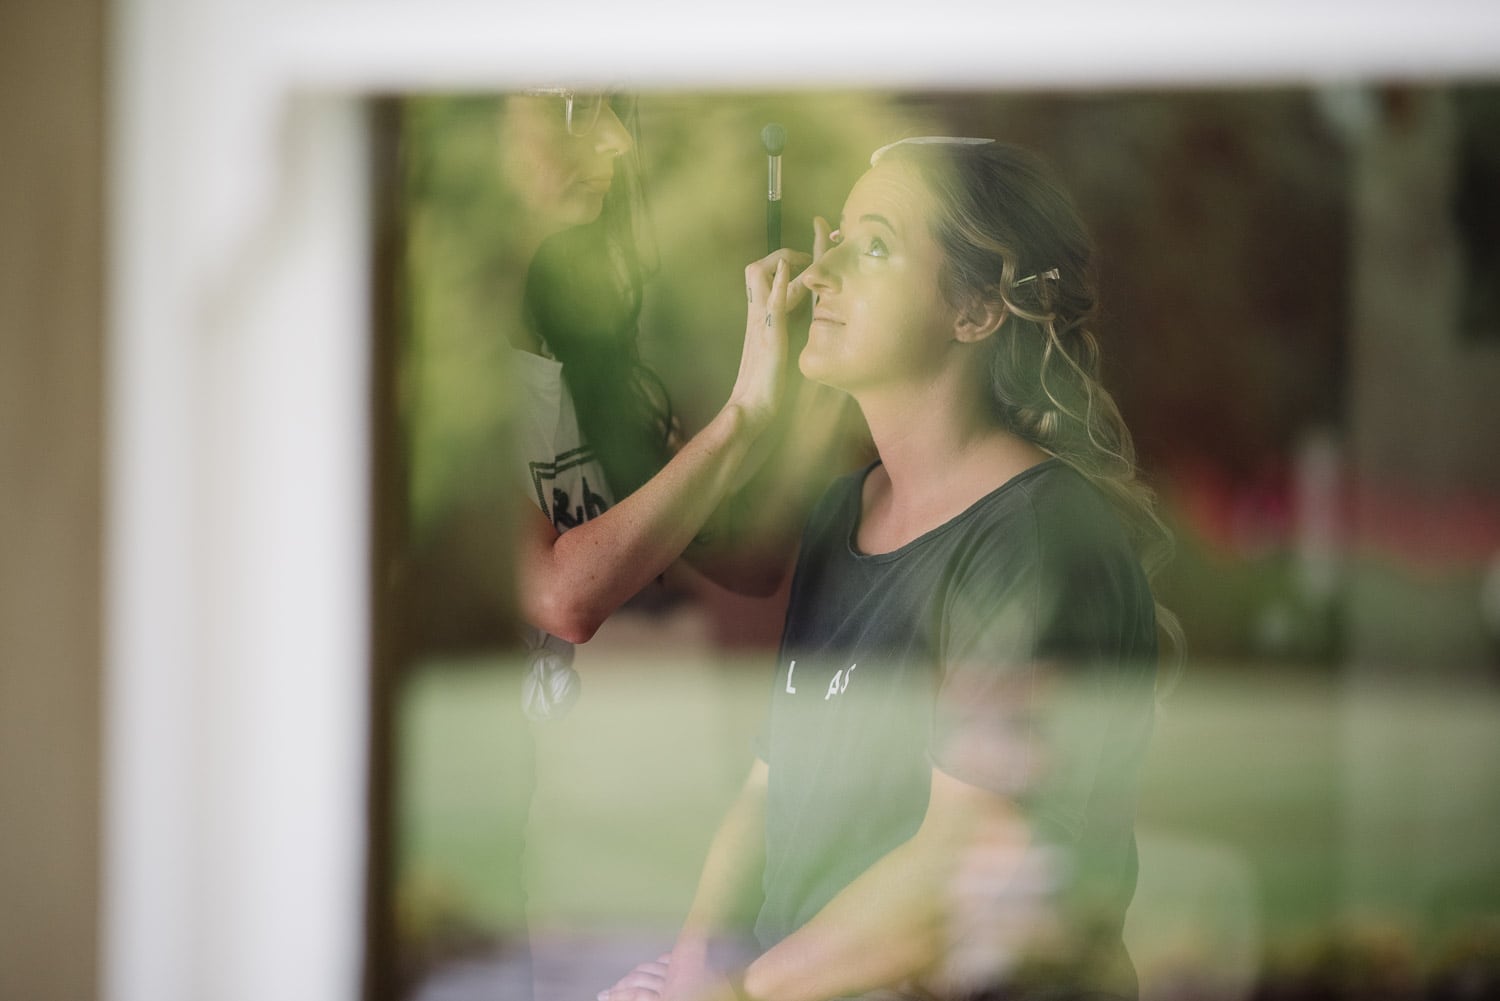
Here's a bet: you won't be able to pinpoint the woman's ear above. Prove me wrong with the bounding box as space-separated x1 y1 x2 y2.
953 297 1007 344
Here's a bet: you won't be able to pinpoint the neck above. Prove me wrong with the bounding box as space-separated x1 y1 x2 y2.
505 225 558 355
853 362 1049 530
864 381 970 470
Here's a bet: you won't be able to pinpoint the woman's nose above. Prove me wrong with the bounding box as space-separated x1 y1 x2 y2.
801 244 841 295
593 106 634 158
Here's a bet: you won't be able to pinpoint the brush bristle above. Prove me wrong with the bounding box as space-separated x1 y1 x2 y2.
761 122 787 156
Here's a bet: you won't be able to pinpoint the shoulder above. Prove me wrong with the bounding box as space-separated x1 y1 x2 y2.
950 461 1143 594
1007 461 1132 550
511 349 565 423
944 462 1157 662
510 346 564 386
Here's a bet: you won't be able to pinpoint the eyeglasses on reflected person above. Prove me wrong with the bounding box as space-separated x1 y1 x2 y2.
523 88 634 137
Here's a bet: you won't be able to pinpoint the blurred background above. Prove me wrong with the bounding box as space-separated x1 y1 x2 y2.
4 3 1500 1001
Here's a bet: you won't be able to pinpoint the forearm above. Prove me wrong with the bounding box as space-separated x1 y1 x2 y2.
684 485 805 598
740 772 1027 1001
739 835 948 1001
522 404 765 641
678 762 769 949
688 388 862 597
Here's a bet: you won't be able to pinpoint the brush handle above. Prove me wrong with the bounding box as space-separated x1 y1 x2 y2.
762 123 786 253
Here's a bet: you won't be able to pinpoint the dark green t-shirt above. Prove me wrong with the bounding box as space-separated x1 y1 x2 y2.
755 459 1158 996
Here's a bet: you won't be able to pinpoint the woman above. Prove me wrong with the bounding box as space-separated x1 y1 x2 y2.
412 90 838 717
602 138 1180 1001
505 90 825 718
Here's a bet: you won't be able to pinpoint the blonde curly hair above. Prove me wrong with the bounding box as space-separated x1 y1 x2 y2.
880 140 1185 672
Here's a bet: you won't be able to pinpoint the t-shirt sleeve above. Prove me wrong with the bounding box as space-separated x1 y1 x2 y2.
928 496 1153 845
928 515 1050 806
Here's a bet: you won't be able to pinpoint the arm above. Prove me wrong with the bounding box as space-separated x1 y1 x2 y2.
684 379 861 597
520 251 809 643
738 769 1030 1001
686 219 867 597
602 760 769 1001
518 401 761 643
673 758 770 962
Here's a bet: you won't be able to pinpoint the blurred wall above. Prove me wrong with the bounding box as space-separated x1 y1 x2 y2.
1343 85 1500 937
0 0 105 998
1348 87 1500 673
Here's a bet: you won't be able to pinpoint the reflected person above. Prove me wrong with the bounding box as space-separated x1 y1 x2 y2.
495 90 841 718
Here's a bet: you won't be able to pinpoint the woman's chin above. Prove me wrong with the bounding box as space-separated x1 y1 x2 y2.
797 346 841 390
796 345 822 381
555 189 606 229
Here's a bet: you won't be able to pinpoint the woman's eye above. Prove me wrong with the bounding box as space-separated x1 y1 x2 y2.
865 237 889 259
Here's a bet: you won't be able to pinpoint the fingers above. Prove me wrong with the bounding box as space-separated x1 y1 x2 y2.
769 258 789 317
598 987 661 1001
746 225 833 315
746 248 811 306
598 954 672 1001
748 252 805 332
784 260 811 315
750 260 789 340
786 217 832 311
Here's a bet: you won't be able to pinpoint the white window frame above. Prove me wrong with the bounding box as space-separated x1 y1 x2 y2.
105 3 1500 1000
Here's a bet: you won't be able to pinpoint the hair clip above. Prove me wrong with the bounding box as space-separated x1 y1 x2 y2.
870 136 995 165
1015 268 1061 286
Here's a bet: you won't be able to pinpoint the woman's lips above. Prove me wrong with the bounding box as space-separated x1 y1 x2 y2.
811 311 843 326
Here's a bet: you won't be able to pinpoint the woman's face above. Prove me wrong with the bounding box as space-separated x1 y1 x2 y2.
498 94 634 235
798 160 961 394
